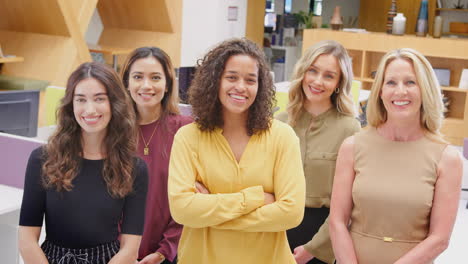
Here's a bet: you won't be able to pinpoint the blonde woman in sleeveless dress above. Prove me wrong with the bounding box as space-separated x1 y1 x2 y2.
329 48 462 264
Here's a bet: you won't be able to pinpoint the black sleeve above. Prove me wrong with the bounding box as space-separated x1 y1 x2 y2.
19 147 46 226
121 157 149 235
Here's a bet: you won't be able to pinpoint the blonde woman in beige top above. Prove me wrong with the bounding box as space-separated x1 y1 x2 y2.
278 40 360 264
330 48 462 264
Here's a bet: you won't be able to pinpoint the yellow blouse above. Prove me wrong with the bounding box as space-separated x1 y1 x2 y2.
168 120 305 264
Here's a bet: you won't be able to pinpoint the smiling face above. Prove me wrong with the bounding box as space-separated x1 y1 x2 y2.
128 56 166 114
73 78 111 138
380 58 422 122
302 54 341 109
219 54 259 119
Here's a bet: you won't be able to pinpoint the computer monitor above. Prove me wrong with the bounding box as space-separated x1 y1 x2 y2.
0 90 39 137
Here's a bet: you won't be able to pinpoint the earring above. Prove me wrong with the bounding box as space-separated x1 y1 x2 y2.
335 87 340 94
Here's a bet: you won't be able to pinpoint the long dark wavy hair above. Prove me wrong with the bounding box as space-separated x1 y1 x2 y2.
42 62 138 198
188 38 275 135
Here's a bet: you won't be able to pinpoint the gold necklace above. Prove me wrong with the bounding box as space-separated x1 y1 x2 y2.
140 122 158 155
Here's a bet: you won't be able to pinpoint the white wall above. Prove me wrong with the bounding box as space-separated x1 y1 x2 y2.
292 0 309 13
85 9 103 45
322 0 360 26
180 0 247 67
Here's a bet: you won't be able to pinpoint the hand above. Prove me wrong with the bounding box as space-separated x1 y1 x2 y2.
139 252 165 264
293 245 314 264
263 192 275 205
195 181 210 194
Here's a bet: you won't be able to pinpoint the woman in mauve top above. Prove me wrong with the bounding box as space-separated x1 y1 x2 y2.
121 47 192 264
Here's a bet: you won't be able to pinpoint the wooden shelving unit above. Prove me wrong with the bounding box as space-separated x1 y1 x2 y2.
0 57 24 64
303 29 468 145
443 32 468 37
97 0 183 67
436 8 468 12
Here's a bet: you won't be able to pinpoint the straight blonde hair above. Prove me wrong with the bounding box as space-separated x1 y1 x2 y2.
286 40 355 126
366 48 445 142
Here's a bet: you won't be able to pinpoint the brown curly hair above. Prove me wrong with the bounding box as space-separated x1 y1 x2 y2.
188 38 275 135
42 62 138 198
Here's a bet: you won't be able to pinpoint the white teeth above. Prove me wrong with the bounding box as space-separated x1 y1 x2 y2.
140 93 154 98
393 101 410 106
310 86 322 93
84 117 99 121
230 94 247 100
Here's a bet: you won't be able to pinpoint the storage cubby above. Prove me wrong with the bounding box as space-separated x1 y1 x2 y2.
302 29 468 145
348 50 363 78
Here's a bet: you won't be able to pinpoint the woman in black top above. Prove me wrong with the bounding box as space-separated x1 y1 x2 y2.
18 62 148 264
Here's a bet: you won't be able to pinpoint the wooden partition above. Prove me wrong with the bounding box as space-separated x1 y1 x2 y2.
0 0 95 86
303 29 468 145
97 0 183 67
246 0 266 47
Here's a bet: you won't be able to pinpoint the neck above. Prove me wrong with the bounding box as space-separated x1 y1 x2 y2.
81 131 106 159
222 111 249 136
378 116 424 141
138 104 162 125
304 99 333 117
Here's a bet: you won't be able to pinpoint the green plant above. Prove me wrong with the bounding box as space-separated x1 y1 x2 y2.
294 11 313 29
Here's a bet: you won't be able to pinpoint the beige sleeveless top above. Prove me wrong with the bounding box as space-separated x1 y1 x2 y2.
350 127 446 264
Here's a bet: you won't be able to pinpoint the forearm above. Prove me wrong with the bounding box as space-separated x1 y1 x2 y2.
156 220 182 261
303 217 334 264
212 196 304 232
329 221 358 264
19 242 49 264
109 234 140 264
169 185 265 228
394 235 449 264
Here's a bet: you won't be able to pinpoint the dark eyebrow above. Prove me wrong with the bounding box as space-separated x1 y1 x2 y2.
74 93 108 97
131 71 163 75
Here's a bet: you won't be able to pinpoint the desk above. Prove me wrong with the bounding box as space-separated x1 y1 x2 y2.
0 184 23 264
88 44 133 71
0 184 23 215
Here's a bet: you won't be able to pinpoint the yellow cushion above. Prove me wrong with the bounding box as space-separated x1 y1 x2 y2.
45 86 65 126
351 80 361 106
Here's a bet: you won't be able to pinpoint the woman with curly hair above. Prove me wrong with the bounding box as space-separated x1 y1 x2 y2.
168 38 305 264
18 62 148 264
277 40 360 264
120 47 192 264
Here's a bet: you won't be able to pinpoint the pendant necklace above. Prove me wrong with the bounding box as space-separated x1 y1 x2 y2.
140 122 158 155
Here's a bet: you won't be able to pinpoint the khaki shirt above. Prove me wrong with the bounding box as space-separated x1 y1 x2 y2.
277 108 360 263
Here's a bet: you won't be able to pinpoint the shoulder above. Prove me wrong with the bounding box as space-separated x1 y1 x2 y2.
269 119 297 139
29 146 46 164
173 123 202 149
438 145 462 171
338 135 356 158
275 111 289 123
166 114 193 128
334 112 361 134
175 122 200 137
